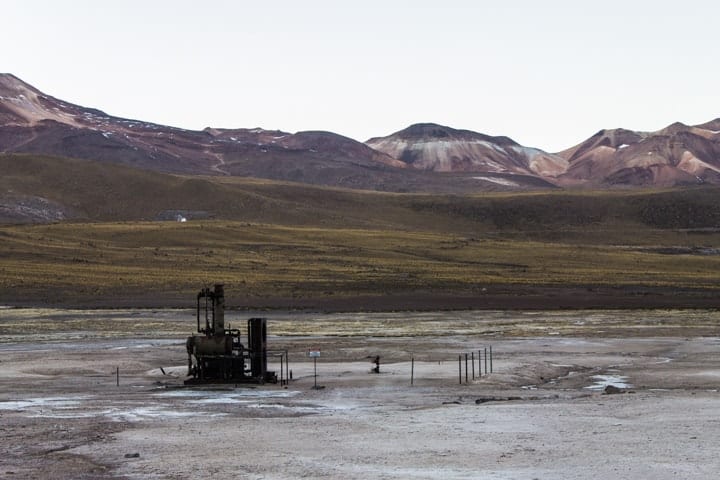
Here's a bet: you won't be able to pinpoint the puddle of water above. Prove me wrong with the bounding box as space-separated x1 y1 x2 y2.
654 357 673 364
155 389 300 399
103 406 220 421
188 397 248 405
688 371 720 378
585 374 632 391
0 396 89 410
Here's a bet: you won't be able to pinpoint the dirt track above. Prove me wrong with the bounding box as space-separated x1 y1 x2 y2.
1 309 720 479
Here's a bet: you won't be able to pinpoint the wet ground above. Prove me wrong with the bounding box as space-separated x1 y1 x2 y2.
1 309 719 479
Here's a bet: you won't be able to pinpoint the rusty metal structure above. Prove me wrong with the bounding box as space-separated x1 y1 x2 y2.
185 284 278 384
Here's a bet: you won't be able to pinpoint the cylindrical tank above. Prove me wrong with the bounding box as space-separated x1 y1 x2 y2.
191 334 233 356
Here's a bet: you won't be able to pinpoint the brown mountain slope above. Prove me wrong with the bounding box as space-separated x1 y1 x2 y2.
557 121 720 187
5 73 720 190
4 153 720 234
1 152 536 227
1 74 554 193
4 74 487 193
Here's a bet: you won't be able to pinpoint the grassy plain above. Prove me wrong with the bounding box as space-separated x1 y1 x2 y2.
1 153 719 308
1 219 719 308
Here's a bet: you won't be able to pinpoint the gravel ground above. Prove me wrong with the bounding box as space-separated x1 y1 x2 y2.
1 309 719 479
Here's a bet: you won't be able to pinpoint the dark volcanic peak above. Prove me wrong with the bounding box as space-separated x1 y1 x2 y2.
366 123 567 177
368 122 518 147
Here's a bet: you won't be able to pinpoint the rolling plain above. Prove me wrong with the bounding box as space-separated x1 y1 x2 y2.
2 154 720 479
2 155 720 309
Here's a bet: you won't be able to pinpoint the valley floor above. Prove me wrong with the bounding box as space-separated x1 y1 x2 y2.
1 309 719 479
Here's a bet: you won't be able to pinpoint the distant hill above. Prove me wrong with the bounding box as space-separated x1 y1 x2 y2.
3 153 720 237
2 73 720 190
366 123 566 183
557 122 720 187
0 74 544 193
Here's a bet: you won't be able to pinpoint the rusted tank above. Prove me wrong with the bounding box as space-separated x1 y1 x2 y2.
185 284 276 384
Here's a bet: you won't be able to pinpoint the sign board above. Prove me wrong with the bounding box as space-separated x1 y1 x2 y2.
308 349 321 358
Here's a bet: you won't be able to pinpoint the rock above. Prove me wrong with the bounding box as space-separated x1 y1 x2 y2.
603 385 625 395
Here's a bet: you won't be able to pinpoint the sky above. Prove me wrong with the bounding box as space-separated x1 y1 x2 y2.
3 0 718 152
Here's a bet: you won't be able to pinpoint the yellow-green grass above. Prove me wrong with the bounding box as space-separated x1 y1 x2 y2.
1 221 718 306
2 154 720 307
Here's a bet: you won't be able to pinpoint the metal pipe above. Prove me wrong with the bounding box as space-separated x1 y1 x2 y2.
471 351 475 380
484 348 488 375
285 349 290 385
411 356 415 386
458 355 462 384
214 284 225 332
490 345 493 373
196 294 201 333
465 353 469 383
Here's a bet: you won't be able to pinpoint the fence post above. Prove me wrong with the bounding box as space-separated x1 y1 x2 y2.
280 355 283 386
484 348 488 375
471 351 475 380
490 345 493 373
411 356 414 386
458 355 462 384
465 353 469 383
116 366 119 387
286 350 290 384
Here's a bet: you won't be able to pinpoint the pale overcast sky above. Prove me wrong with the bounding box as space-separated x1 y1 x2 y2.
4 0 718 152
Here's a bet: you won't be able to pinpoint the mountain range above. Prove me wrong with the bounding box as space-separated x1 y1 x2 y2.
2 73 720 192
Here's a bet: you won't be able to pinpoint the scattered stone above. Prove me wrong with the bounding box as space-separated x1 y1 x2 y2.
603 385 625 395
475 396 522 404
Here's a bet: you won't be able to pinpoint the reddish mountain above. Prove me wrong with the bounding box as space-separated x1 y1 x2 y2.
3 73 719 190
366 123 568 178
0 74 430 191
557 122 720 187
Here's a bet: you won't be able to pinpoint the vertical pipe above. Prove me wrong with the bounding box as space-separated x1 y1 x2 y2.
205 293 210 333
490 345 493 373
214 284 225 332
465 353 469 384
471 352 475 380
484 348 488 375
196 294 201 333
314 357 318 389
458 355 462 384
280 355 284 386
411 356 414 386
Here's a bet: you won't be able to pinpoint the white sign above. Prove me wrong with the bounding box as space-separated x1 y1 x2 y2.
308 350 321 358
